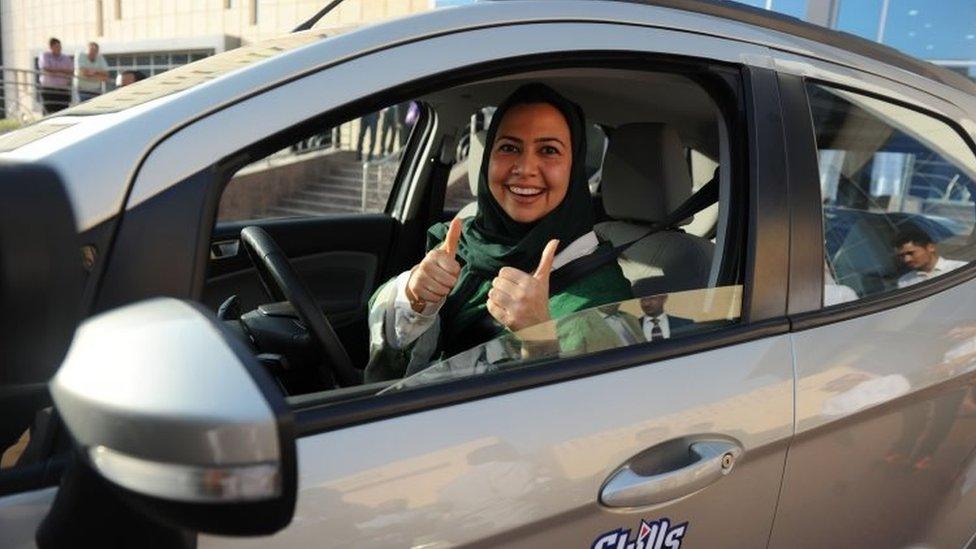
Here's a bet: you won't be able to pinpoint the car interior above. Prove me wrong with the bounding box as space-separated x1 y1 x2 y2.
202 65 743 402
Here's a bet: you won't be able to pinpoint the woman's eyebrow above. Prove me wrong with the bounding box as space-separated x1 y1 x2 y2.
535 137 566 146
496 135 522 143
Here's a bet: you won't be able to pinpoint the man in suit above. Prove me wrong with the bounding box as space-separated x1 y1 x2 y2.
633 279 694 342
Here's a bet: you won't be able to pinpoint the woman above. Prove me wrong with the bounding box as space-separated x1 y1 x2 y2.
364 83 632 382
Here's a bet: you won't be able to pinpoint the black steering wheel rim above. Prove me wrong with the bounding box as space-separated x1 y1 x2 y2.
239 226 360 387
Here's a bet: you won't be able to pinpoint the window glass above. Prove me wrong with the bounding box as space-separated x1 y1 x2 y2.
217 101 419 222
808 83 976 306
382 285 743 393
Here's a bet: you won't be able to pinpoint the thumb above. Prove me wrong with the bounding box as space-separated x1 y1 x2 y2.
534 239 560 281
441 217 463 257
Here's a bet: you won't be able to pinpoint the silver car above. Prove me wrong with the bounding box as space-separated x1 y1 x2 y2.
2 1 976 547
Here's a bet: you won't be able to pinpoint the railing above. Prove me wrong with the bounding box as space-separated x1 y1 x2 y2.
0 66 111 124
361 152 401 212
1 67 49 123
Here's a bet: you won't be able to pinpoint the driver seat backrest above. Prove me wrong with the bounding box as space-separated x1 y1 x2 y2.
457 129 487 219
594 123 715 295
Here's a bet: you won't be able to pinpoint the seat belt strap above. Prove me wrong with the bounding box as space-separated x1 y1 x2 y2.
549 176 718 294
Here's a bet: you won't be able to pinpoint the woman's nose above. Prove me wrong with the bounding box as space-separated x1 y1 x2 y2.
513 155 539 177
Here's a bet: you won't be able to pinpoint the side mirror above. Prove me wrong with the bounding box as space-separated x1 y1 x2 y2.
50 298 296 536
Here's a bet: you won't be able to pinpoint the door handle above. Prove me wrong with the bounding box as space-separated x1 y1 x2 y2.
210 239 241 260
600 439 742 508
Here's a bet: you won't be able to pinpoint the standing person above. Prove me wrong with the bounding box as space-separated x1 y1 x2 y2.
632 279 694 342
38 38 73 114
364 83 633 382
356 111 379 162
74 42 109 102
893 225 966 288
379 105 399 155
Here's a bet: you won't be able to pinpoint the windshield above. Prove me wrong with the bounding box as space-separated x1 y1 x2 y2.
381 285 743 394
56 30 330 117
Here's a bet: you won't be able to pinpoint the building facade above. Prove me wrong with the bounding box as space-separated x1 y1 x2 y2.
736 0 976 81
0 0 433 118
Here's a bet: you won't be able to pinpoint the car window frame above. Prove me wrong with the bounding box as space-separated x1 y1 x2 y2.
100 22 793 437
780 74 976 331
292 63 790 436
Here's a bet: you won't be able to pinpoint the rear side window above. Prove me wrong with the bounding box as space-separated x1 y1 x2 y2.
807 83 976 306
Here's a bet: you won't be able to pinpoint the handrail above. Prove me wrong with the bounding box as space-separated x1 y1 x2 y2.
0 65 109 125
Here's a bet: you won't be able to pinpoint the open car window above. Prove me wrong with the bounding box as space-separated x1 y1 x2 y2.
382 285 743 394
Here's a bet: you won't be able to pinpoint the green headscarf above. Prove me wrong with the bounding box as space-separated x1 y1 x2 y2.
429 83 597 353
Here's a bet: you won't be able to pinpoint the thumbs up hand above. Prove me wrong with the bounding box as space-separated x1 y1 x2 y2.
405 217 463 313
487 239 559 332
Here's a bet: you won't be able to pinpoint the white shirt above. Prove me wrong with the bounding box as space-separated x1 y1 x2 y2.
897 256 966 288
385 231 601 349
824 283 858 306
641 314 671 340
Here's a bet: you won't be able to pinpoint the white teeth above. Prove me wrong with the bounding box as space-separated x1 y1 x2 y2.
509 186 543 196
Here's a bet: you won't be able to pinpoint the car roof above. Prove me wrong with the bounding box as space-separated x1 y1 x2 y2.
491 0 976 96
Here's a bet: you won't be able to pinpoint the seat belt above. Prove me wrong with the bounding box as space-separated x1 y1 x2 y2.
549 176 719 294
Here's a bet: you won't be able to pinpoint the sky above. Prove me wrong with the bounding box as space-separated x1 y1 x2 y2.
434 0 976 63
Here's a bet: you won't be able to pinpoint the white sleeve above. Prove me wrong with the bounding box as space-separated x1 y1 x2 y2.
384 270 447 349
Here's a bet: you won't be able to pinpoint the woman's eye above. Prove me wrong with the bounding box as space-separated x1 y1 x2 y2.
498 143 518 153
540 145 560 155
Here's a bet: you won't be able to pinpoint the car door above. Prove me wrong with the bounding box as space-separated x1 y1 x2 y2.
0 165 83 549
114 12 797 549
768 66 976 547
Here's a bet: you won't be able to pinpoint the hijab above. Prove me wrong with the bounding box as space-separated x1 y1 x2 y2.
428 83 596 351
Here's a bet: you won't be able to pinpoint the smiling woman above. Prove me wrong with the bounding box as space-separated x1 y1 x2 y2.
364 83 634 382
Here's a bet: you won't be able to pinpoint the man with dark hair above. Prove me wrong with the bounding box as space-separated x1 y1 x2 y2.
893 225 965 288
116 69 146 87
633 279 694 341
38 38 73 114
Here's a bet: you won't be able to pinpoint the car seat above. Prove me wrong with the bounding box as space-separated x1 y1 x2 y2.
457 129 487 219
594 123 715 295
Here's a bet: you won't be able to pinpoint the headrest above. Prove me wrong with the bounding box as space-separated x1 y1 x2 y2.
0 162 82 385
467 129 487 197
602 123 693 224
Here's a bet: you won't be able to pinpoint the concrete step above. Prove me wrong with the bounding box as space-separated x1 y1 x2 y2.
296 186 362 200
267 204 361 217
309 174 363 187
279 196 361 210
290 192 363 208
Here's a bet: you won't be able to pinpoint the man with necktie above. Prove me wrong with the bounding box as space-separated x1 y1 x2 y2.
634 280 694 342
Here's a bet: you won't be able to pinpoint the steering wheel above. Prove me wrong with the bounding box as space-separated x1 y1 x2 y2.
239 226 361 386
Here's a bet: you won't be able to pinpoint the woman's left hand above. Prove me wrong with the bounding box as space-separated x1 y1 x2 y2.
487 239 559 332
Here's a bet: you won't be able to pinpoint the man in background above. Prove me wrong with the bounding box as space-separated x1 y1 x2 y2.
74 42 109 102
116 69 147 87
633 279 694 341
38 38 73 114
893 225 965 288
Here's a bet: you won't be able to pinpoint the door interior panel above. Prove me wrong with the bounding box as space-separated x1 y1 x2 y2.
203 214 398 367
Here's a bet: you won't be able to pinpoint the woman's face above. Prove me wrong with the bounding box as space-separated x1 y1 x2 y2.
487 102 572 224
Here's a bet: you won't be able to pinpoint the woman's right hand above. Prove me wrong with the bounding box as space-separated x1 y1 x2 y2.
405 217 463 313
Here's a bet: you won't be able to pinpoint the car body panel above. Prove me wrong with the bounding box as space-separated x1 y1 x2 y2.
1 1 974 546
199 336 794 548
770 280 976 548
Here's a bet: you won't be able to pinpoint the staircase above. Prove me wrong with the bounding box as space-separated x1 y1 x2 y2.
266 151 396 217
